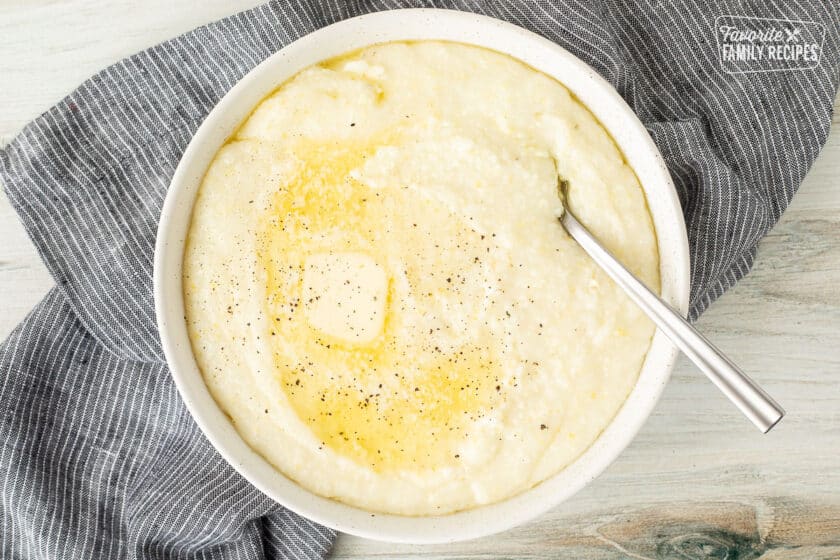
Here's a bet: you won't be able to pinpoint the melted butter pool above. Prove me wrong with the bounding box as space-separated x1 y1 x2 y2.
256 139 505 472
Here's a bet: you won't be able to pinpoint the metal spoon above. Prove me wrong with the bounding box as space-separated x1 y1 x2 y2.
556 179 785 433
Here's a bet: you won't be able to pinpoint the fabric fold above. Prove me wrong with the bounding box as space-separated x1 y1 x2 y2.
0 288 335 559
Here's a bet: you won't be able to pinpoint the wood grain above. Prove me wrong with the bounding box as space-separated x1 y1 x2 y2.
1 2 839 558
332 500 840 559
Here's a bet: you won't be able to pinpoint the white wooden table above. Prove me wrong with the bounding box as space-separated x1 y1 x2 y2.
2 3 838 558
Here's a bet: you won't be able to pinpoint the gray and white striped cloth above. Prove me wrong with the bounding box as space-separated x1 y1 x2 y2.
1 1 838 558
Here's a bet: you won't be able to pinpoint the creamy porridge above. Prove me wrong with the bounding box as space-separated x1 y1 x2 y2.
183 41 659 515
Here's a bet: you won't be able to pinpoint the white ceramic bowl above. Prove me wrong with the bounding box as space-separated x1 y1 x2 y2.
154 8 690 543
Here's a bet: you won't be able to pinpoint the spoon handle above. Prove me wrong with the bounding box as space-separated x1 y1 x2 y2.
561 210 785 433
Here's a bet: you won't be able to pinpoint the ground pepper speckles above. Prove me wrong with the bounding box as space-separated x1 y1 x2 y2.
254 139 509 472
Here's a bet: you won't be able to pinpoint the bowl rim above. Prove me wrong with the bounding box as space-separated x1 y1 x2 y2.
154 7 691 544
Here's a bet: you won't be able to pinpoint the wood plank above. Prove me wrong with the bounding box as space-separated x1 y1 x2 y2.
0 0 265 143
332 499 840 558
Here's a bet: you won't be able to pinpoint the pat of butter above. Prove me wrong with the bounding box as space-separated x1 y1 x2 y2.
302 252 387 344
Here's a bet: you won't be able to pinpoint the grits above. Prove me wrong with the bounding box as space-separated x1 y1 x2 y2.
183 41 659 515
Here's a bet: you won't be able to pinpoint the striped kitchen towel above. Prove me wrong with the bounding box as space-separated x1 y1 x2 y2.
1 1 838 558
